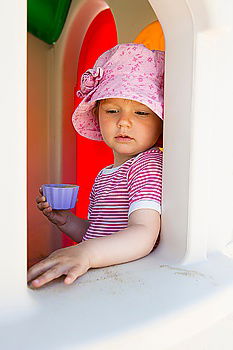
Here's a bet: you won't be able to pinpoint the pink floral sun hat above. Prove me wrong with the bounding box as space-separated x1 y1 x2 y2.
72 43 165 141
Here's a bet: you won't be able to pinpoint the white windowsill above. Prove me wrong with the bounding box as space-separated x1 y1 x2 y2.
2 247 233 350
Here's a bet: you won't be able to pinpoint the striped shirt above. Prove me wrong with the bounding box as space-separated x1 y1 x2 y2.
82 147 163 241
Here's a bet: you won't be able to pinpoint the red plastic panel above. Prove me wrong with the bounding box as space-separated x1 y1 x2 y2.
75 10 117 219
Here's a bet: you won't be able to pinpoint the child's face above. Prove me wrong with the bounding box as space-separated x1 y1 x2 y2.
98 98 163 166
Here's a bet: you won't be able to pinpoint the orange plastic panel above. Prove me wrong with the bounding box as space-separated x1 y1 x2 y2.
134 21 165 51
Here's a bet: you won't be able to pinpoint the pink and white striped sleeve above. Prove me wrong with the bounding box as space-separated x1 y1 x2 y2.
87 182 96 220
127 151 163 216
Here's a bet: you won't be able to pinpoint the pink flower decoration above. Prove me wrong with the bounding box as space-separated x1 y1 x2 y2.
77 67 104 98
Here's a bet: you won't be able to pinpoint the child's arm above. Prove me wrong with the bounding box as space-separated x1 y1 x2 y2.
27 208 160 288
37 188 89 243
84 208 160 267
56 212 90 243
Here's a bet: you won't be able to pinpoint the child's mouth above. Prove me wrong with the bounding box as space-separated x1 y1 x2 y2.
115 135 133 142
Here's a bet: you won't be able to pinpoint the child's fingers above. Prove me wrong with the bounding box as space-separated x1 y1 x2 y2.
27 258 58 283
36 195 46 204
42 207 53 216
36 200 53 215
37 200 49 209
30 264 66 288
64 265 88 285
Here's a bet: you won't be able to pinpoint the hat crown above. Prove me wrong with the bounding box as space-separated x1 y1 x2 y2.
94 43 164 87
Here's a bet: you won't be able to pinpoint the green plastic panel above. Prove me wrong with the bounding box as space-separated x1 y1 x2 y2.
28 0 72 44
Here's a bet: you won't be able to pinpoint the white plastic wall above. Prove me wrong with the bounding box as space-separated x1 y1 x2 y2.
0 0 31 318
150 0 233 263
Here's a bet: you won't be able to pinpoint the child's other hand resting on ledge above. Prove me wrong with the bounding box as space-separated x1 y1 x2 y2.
27 245 90 288
27 209 160 288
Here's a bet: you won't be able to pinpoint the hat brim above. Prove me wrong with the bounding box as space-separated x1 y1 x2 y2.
72 80 163 141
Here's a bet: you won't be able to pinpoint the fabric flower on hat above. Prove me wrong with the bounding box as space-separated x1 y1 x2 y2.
77 67 104 98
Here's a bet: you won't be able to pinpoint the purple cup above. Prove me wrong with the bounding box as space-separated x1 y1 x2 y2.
42 184 79 210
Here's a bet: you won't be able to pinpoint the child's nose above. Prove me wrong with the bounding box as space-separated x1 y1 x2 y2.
117 113 132 128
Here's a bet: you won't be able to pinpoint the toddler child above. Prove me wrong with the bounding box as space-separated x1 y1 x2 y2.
27 43 165 288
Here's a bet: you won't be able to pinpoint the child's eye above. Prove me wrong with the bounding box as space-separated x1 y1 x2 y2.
106 109 119 114
135 111 150 116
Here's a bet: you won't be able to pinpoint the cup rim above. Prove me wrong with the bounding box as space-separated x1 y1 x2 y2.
43 184 79 188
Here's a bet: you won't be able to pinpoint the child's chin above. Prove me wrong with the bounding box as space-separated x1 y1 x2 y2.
115 148 140 157
114 145 135 152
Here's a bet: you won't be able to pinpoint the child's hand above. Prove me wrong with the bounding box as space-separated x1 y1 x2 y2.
36 187 71 227
27 245 91 288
